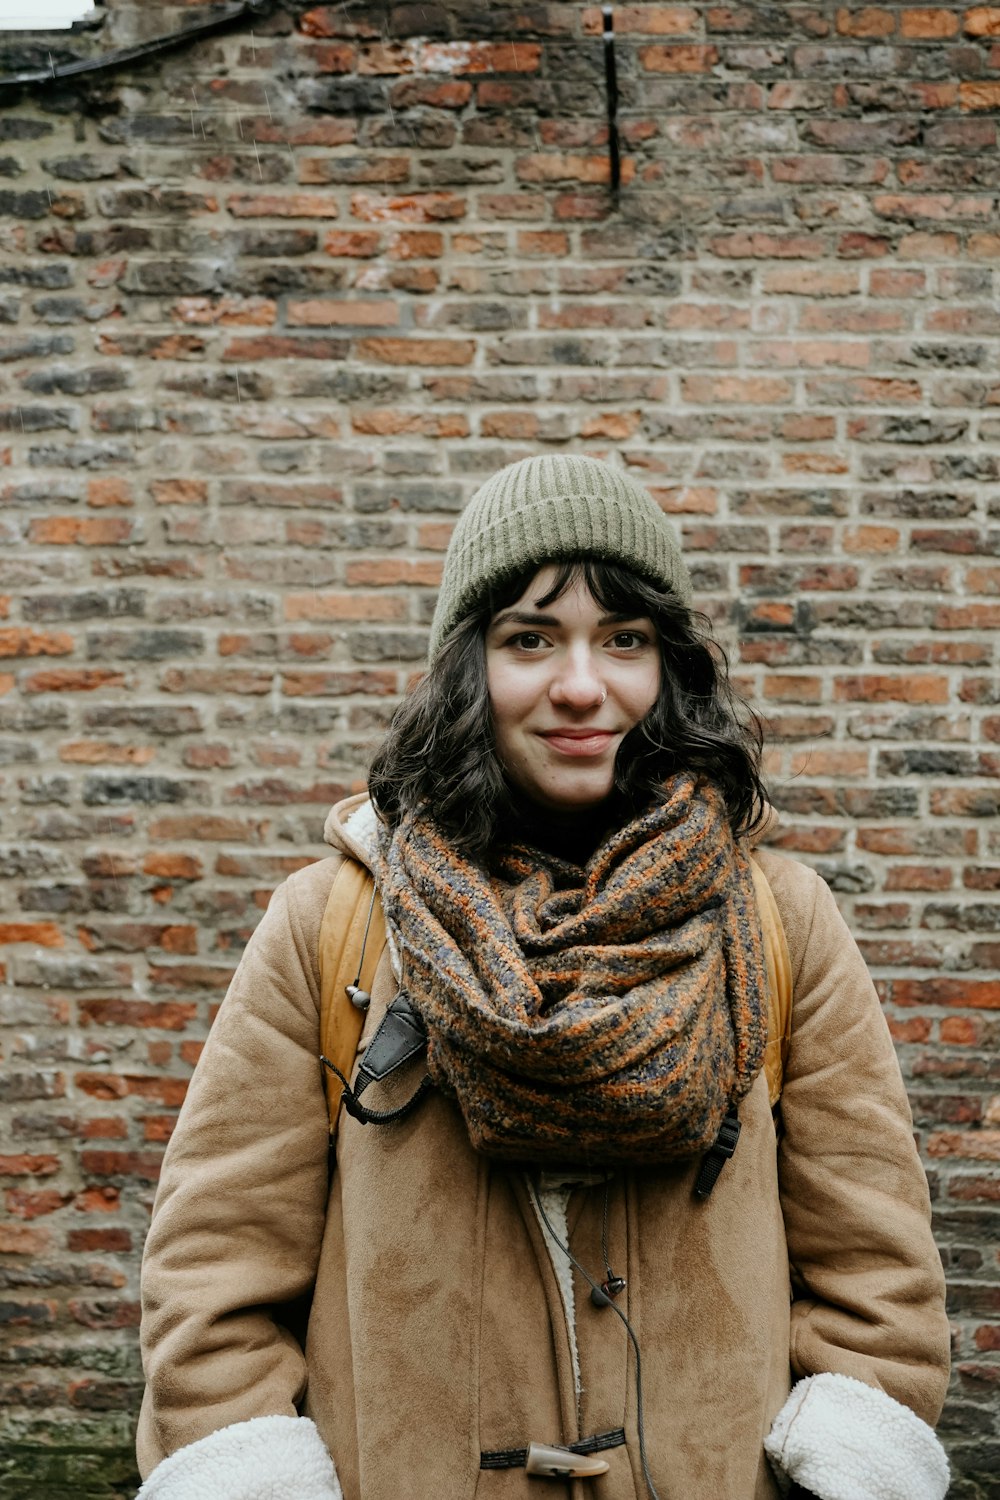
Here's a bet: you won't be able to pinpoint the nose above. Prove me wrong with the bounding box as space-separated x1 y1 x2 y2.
549 646 605 711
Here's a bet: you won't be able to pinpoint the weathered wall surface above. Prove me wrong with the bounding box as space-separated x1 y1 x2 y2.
0 2 997 1496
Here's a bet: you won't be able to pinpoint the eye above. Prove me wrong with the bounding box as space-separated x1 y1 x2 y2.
509 631 547 651
609 630 648 650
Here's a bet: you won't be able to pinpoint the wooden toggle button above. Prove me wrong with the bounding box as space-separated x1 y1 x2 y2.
524 1443 611 1479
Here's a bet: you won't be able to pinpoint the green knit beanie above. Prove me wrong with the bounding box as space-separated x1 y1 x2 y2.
428 454 693 660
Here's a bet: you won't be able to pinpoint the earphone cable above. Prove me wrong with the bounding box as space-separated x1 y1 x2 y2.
529 1180 662 1500
600 1177 612 1283
351 882 378 989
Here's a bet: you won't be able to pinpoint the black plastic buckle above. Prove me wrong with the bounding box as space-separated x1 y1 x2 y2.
715 1112 742 1159
693 1107 742 1200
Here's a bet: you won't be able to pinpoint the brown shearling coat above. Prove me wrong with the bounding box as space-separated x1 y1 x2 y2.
137 802 950 1499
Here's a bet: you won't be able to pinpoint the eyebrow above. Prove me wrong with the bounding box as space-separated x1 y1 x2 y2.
489 608 644 631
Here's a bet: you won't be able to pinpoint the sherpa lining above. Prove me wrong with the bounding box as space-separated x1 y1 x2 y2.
765 1372 949 1500
341 798 380 867
136 1415 342 1500
530 1180 581 1396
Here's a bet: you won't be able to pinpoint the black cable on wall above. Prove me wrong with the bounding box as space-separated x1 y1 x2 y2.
0 0 274 90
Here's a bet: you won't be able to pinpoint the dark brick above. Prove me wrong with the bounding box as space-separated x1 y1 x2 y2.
23 590 145 622
85 630 204 662
82 777 209 807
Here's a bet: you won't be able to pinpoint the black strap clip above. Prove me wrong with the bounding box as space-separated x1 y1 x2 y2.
693 1107 741 1200
321 991 432 1127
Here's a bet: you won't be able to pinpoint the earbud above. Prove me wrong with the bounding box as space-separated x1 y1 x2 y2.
590 1274 626 1307
346 984 371 1011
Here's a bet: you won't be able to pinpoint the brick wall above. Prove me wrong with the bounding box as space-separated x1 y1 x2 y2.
0 3 998 1496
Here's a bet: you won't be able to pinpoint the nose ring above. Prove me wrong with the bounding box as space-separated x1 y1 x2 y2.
599 690 607 704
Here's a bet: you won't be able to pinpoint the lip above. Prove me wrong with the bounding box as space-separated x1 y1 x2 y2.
538 729 616 757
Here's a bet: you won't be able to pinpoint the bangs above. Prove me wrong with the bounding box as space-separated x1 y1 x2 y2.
487 557 679 627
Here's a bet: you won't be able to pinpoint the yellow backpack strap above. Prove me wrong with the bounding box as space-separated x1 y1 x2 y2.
318 858 387 1145
749 856 793 1108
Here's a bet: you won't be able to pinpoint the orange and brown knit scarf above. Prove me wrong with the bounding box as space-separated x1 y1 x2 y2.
374 775 768 1167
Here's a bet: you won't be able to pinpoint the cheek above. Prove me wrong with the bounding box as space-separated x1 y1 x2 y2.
629 661 661 721
485 659 521 742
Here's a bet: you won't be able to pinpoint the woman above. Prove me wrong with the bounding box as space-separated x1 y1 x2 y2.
135 456 950 1500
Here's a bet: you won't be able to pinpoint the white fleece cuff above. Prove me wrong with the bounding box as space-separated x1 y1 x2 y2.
764 1373 949 1500
135 1415 342 1500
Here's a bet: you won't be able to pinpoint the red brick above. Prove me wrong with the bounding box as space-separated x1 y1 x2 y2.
940 1017 981 1045
0 628 74 659
0 922 63 946
148 963 234 991
78 999 197 1029
355 337 474 366
713 231 826 260
5 1189 71 1219
173 295 276 327
885 866 953 891
73 1187 120 1213
183 743 233 769
343 560 442 587
893 980 1000 1010
762 267 859 295
516 230 570 258
323 229 381 257
869 268 927 296
227 193 340 218
763 675 824 703
288 299 399 327
516 154 636 187
148 815 267 842
901 8 960 36
87 476 133 508
887 1016 933 1043
142 1115 177 1144
67 1228 132 1252
0 1155 60 1177
583 5 697 32
69 1298 140 1329
553 192 614 221
393 78 471 108
59 741 156 765
353 190 466 223
928 1130 1000 1160
418 41 541 73
82 1118 128 1139
308 40 355 71
682 375 793 404
387 230 444 259
150 480 208 506
834 674 948 704
0 1224 50 1254
898 231 961 257
27 517 134 546
875 193 992 221
76 1074 190 1106
836 7 896 34
837 233 891 258
638 42 719 70
350 409 466 438
221 335 349 362
965 6 1000 35
789 747 869 777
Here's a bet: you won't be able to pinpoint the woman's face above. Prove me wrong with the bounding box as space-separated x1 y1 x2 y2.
485 566 661 816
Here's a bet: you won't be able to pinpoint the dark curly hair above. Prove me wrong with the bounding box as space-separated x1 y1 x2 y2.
368 558 767 856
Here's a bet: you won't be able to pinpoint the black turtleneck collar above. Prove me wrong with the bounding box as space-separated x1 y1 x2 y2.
503 792 629 868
